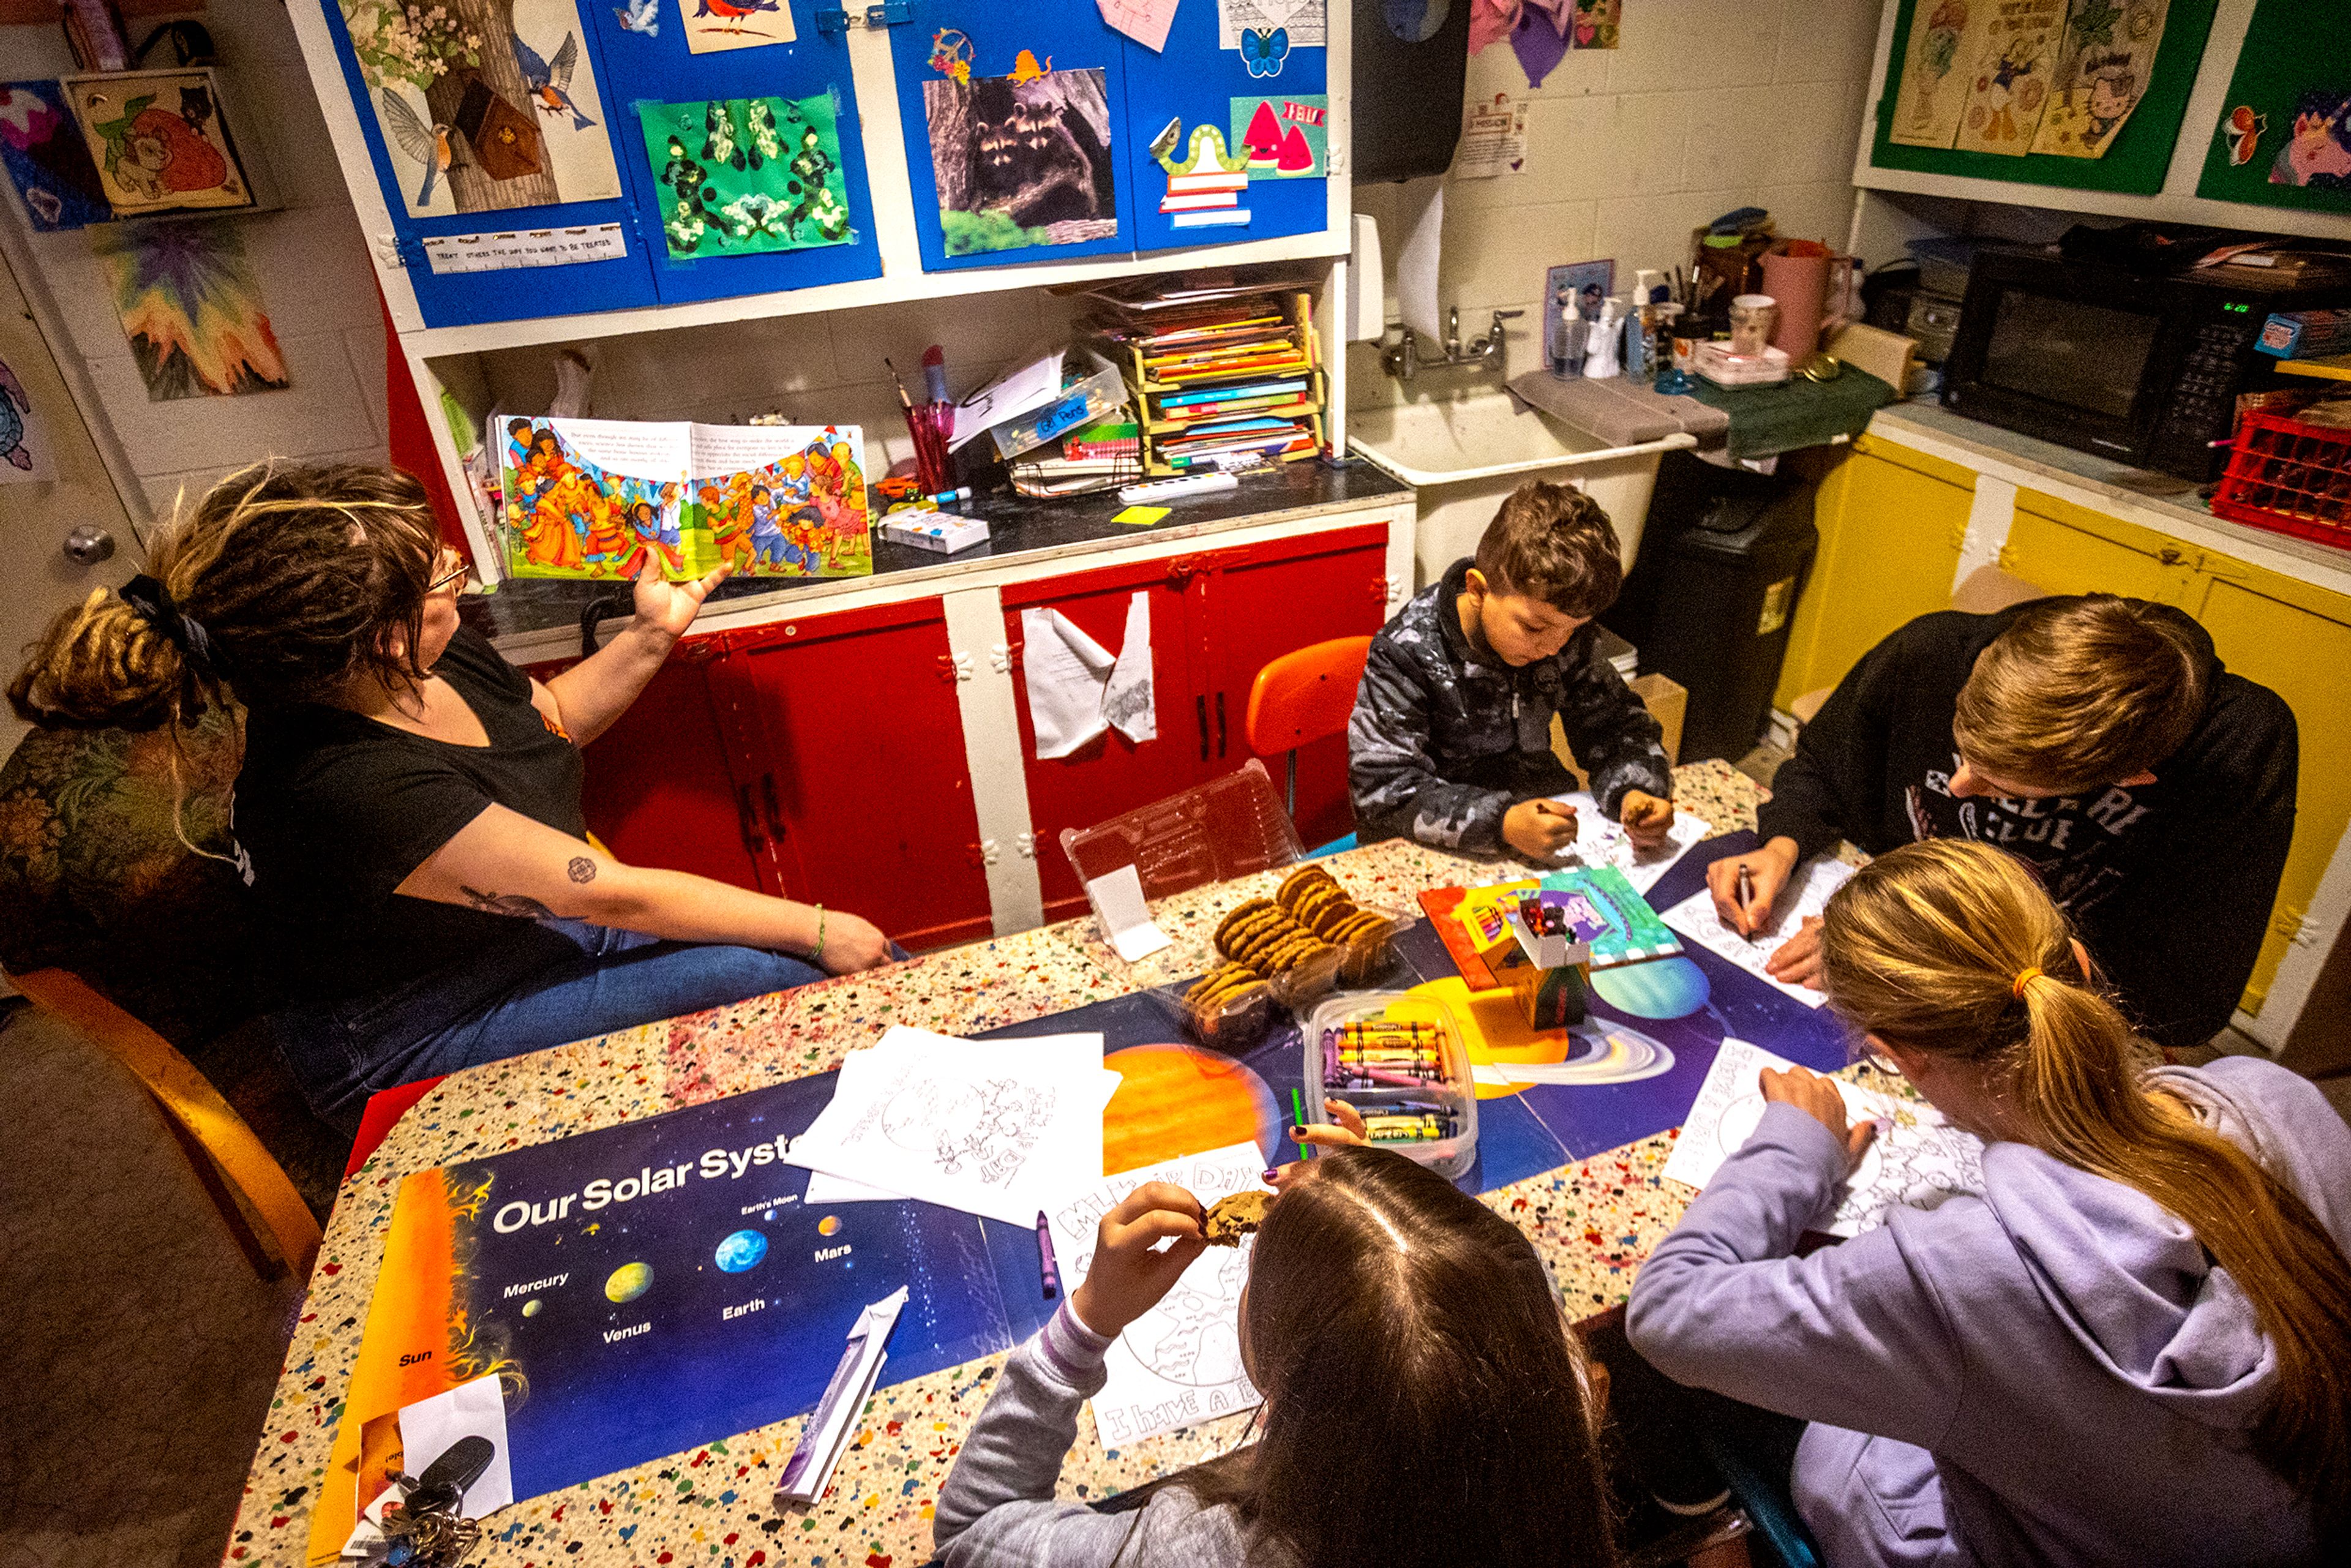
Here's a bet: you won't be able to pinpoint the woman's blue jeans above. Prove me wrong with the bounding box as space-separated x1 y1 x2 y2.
270 919 825 1133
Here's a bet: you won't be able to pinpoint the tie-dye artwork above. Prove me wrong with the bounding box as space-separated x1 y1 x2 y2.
89 219 290 400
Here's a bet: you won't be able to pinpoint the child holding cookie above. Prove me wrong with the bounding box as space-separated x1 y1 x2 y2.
1349 478 1674 863
931 1147 1618 1568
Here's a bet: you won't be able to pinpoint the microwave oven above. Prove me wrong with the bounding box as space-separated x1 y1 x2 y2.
1940 244 2351 481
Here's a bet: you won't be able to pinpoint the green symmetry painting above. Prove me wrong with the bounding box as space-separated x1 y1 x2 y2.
636 93 850 259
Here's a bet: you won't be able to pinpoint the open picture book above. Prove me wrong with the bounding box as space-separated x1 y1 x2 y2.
497 416 873 581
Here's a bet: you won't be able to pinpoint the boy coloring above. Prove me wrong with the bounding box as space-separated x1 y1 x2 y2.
1349 479 1674 861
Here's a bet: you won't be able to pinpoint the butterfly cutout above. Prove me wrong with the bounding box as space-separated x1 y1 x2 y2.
1242 26 1289 78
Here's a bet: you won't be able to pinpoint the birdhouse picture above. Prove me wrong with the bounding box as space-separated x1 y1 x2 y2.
336 0 621 217
65 69 256 217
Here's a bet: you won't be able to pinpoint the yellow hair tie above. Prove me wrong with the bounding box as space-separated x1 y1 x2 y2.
2012 966 2045 1000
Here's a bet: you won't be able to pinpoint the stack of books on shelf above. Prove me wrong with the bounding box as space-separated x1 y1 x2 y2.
1086 280 1328 476
1008 419 1141 495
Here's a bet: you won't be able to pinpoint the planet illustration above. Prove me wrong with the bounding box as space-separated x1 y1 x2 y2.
816 1215 842 1238
522 1299 542 1318
1591 955 1710 1019
714 1229 768 1273
1101 1043 1281 1171
604 1261 653 1303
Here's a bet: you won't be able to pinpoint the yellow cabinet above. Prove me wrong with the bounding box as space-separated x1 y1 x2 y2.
2186 567 2351 1012
2001 491 2206 609
1775 437 1972 709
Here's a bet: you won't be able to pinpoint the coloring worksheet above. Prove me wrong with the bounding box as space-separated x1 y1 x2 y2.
1662 1038 1985 1237
1545 791 1713 894
1046 1141 1267 1444
785 1028 1114 1224
1657 856 1856 1008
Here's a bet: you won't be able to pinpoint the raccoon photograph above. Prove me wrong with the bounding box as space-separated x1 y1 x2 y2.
923 66 1118 255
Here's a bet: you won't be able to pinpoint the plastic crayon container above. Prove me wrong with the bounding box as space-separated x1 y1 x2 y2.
1302 992 1479 1180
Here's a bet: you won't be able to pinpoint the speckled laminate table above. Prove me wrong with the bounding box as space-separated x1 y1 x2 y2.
225 762 1773 1568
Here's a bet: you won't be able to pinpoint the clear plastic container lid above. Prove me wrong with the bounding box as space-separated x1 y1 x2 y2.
1301 991 1479 1181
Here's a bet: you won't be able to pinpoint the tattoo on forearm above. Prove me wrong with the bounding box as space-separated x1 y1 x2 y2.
461 885 558 920
568 855 596 883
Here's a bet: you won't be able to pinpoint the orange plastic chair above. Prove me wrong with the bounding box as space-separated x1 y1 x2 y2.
1245 636 1374 828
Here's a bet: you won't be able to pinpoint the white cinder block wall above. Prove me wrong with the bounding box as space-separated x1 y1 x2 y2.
2 2 392 526
1348 0 1884 406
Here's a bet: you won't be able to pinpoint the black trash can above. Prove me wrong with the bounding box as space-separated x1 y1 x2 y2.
1603 451 1818 764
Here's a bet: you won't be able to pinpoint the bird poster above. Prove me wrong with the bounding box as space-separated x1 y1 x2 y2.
88 219 290 401
2030 0 2170 159
634 94 850 259
681 0 797 54
338 0 622 217
62 69 255 217
921 67 1118 257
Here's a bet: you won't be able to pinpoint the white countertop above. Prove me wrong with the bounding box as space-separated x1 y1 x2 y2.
1868 402 2351 602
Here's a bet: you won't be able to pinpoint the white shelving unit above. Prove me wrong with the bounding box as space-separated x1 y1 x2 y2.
282 4 1361 582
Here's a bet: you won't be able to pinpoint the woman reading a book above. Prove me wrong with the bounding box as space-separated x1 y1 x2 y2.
9 462 894 1133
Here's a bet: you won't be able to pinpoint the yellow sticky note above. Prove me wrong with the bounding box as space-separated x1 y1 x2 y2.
1113 505 1171 525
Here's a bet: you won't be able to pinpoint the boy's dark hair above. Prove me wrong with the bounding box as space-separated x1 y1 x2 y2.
1475 479 1624 618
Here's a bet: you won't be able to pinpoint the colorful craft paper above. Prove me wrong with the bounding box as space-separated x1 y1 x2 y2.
1230 93 1326 177
681 0 797 53
0 80 110 229
637 94 851 259
65 69 253 216
89 219 289 400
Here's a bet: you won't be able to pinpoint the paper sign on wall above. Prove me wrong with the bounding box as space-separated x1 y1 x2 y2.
1950 0 2067 157
1046 1141 1267 1444
1231 93 1326 176
2031 0 2172 159
0 358 50 481
1100 0 1181 51
1889 0 2002 149
1455 92 1529 177
1217 0 1324 50
683 0 798 54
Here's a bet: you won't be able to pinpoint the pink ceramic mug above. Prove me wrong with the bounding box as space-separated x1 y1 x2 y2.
1760 249 1856 359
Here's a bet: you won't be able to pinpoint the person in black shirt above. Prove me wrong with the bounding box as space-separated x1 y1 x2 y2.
1701 595 2297 1051
9 462 893 1130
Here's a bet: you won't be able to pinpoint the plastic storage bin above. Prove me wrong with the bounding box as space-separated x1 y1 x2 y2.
1302 992 1479 1180
2211 409 2351 553
986 352 1131 462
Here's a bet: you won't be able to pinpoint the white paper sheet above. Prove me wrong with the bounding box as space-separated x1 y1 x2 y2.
1087 863 1173 962
1021 595 1155 760
1657 856 1855 1008
804 1062 1122 1206
1021 607 1117 758
396 1372 514 1519
1099 0 1180 50
1217 0 1324 49
1661 1039 1984 1237
1103 591 1157 743
952 351 1065 450
1543 791 1712 893
1395 182 1444 342
785 1029 1115 1223
1048 1141 1267 1444
777 1288 903 1505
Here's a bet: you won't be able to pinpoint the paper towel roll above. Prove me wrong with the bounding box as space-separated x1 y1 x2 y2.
1348 214 1385 343
1396 184 1445 343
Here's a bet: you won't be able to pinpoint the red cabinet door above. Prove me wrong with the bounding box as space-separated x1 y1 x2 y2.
527 643 770 893
1002 557 1206 923
1198 524 1392 850
724 598 994 951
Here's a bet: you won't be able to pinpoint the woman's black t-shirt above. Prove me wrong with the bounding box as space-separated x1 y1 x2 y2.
236 628 587 1009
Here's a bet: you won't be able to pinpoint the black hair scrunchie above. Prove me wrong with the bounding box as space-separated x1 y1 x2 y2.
120 573 218 677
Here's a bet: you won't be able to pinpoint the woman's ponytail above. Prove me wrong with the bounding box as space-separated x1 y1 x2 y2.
8 582 204 730
1821 839 2351 1525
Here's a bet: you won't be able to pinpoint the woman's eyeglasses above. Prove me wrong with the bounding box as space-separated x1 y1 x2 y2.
427 551 471 595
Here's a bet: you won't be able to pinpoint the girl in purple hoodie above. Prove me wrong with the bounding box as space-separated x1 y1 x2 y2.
1629 839 2351 1566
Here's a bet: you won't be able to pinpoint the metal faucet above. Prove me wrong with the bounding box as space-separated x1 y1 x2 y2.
1381 307 1522 381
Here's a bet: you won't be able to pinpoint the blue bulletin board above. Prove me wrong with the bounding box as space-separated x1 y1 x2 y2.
316 0 661 326
589 0 883 305
1118 0 1328 254
890 0 1140 272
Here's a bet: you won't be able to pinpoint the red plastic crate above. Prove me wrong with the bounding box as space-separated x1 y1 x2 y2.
2211 408 2351 552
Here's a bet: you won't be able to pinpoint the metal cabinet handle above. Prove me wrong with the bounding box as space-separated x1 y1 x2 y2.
1196 694 1209 761
1215 691 1227 759
736 782 763 853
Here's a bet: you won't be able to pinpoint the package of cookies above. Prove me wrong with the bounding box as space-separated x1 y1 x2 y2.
1300 992 1479 1180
